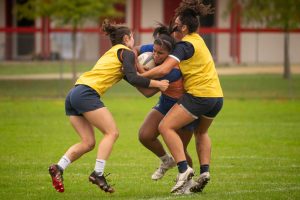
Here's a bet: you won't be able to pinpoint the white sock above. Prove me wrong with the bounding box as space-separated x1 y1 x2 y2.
57 155 71 170
94 159 106 176
160 154 171 163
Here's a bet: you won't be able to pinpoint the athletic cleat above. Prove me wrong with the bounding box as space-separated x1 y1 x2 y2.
151 157 176 180
48 164 64 193
189 172 210 193
89 171 115 193
182 178 199 194
172 178 198 195
170 166 194 193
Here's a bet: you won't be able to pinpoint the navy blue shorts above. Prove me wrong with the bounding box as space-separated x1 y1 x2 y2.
154 94 177 115
154 94 199 131
65 84 105 116
177 93 223 119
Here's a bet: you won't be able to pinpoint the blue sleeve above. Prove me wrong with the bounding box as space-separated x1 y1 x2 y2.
158 68 181 82
140 44 154 54
171 41 194 61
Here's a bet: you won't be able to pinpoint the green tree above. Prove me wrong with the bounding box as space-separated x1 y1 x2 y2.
15 0 125 81
228 0 300 79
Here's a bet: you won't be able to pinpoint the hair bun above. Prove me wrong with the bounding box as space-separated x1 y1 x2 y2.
102 19 116 35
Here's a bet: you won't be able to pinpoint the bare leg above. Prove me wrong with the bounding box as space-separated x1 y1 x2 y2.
139 109 166 157
158 104 195 163
195 116 213 165
178 128 193 167
64 115 95 162
83 107 119 160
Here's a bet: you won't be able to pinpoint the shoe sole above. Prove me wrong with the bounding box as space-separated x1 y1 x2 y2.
89 176 115 193
48 165 64 193
189 177 210 193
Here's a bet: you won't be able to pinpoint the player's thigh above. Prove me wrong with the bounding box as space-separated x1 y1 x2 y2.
83 107 118 135
195 115 214 134
69 115 95 142
161 103 195 130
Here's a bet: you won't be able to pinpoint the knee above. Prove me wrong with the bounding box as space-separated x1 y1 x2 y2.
158 122 168 136
108 130 119 141
83 140 96 152
138 129 152 144
138 129 146 144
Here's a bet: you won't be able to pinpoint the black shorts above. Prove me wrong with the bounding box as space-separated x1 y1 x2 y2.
65 84 105 116
177 93 223 119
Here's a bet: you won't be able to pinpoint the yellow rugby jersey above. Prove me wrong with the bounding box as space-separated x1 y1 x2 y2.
75 44 130 95
179 33 223 97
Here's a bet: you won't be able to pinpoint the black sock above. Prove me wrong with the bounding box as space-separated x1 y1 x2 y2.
200 164 209 174
177 161 188 173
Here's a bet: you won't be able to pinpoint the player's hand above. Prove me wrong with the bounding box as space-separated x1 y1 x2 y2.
158 80 169 92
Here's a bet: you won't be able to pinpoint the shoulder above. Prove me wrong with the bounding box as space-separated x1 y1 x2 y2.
117 48 135 62
140 44 154 54
171 41 194 61
175 41 194 51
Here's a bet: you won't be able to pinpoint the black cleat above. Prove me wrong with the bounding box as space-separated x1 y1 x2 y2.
89 171 115 193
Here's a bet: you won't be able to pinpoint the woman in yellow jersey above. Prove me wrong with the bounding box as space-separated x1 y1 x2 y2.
48 19 169 194
141 0 223 194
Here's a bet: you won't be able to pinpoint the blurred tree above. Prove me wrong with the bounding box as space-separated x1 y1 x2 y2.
15 0 125 82
228 0 300 79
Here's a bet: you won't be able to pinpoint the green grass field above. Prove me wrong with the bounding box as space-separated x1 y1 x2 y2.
0 72 300 199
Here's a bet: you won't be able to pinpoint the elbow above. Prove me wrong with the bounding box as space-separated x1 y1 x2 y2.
127 76 136 85
127 77 142 87
144 93 155 98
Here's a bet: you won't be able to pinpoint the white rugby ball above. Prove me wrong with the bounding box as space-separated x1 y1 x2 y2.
137 52 156 70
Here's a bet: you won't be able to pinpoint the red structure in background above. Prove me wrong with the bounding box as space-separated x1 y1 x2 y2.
163 0 182 24
230 0 241 64
41 17 51 59
1 0 300 62
4 0 13 60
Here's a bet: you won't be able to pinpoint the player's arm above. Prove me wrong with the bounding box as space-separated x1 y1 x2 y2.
135 87 159 98
140 57 178 79
120 49 169 91
140 41 194 79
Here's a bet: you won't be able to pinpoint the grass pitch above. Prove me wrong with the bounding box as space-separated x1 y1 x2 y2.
0 74 299 199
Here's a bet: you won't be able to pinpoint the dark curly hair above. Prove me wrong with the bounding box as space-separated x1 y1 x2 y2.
175 0 214 33
102 19 131 46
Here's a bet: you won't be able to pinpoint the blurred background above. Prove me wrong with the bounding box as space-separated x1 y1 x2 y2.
0 0 299 98
0 0 299 64
0 1 299 199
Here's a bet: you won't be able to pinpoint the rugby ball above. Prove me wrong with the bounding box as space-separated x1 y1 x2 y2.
137 52 156 70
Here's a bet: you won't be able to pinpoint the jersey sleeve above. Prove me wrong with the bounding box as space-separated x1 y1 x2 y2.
140 44 154 54
170 41 194 62
119 49 151 88
158 68 182 82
